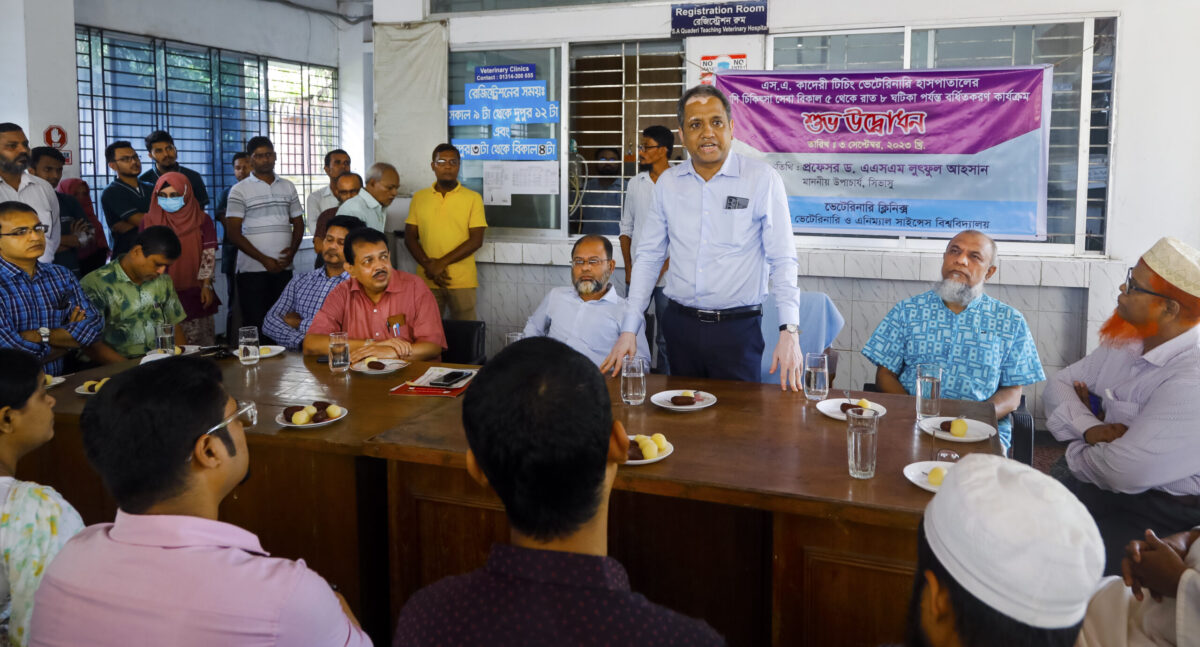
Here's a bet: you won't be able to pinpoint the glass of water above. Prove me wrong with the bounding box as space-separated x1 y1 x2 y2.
803 352 829 402
505 332 524 346
847 407 879 479
238 326 260 366
916 364 942 419
329 332 350 373
621 356 646 405
155 323 175 354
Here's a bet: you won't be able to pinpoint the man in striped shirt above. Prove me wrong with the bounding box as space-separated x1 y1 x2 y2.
0 201 104 375
223 136 304 343
263 215 364 350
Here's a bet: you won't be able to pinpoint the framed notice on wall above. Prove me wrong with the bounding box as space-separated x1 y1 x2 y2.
715 67 1052 240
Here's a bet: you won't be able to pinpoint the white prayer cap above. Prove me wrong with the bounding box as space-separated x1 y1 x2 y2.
1142 236 1200 299
924 454 1104 628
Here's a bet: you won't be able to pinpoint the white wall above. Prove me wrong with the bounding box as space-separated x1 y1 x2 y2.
373 0 1200 265
75 0 342 67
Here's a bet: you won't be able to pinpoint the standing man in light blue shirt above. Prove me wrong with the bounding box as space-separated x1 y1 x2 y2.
601 85 802 389
524 235 650 368
336 162 398 233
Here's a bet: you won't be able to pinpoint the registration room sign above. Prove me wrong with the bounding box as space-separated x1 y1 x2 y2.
671 0 767 37
715 67 1052 240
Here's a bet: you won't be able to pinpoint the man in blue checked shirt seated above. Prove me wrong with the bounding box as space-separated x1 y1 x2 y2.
0 200 105 375
263 215 365 350
523 234 650 369
861 230 1045 450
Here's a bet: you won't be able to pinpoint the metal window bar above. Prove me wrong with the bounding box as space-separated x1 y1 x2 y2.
567 41 685 236
74 26 337 236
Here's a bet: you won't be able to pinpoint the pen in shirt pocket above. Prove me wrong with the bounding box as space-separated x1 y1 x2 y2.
390 322 402 338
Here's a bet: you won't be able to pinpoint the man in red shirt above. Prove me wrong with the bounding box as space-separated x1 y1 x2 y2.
303 227 446 361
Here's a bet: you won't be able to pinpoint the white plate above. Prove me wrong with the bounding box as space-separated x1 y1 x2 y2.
904 461 956 493
275 405 349 429
46 376 66 389
816 398 888 421
650 390 716 412
74 384 100 396
625 437 674 465
351 358 409 375
918 416 997 443
259 345 286 359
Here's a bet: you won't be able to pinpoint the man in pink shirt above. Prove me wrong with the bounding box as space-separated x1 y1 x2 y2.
303 227 446 362
30 357 371 647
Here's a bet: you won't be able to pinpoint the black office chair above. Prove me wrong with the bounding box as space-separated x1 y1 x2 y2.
441 319 486 365
861 384 1033 465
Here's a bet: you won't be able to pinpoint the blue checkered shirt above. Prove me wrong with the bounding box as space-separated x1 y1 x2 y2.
263 268 350 349
861 290 1045 446
0 257 104 375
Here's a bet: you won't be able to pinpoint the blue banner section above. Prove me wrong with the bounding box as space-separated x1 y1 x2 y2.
671 0 767 37
475 64 536 82
449 80 560 161
787 196 1040 238
453 138 558 161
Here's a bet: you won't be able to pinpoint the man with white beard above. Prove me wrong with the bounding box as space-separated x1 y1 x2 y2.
523 234 650 369
862 230 1045 450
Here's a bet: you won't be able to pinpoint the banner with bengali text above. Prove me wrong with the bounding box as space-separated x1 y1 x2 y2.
714 67 1051 239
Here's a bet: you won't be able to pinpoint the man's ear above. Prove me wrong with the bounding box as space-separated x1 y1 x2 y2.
192 433 226 469
984 265 998 281
466 449 489 488
608 420 629 464
0 406 15 435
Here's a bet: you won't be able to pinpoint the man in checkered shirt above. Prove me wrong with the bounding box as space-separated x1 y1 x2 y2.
263 215 364 350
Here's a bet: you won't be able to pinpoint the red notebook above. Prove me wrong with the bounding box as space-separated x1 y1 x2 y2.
390 367 476 397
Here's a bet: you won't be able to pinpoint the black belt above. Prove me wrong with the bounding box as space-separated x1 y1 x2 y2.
669 300 762 323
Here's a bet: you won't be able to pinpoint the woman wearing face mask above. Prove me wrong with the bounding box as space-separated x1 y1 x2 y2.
142 172 219 346
0 348 85 646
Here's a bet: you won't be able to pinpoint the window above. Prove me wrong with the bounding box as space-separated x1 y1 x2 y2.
75 26 338 231
449 47 562 230
771 18 1116 254
567 40 685 235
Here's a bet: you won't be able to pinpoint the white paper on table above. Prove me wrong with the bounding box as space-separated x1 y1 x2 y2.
408 366 478 387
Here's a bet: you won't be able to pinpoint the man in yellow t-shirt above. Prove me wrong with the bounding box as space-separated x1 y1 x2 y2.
404 143 487 320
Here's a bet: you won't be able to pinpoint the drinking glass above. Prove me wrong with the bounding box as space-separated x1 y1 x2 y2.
916 364 942 420
847 408 879 479
803 352 829 402
238 326 260 366
329 332 350 374
621 356 646 405
155 323 175 354
505 332 524 346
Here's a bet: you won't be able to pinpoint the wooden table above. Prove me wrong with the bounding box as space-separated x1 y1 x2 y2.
22 353 999 647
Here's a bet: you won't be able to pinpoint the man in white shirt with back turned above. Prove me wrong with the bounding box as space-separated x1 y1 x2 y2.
601 85 802 390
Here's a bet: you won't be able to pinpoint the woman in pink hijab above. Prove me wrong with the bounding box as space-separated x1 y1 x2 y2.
56 178 109 275
141 172 219 345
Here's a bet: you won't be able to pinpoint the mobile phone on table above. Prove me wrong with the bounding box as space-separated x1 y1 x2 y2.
429 370 471 388
316 356 329 364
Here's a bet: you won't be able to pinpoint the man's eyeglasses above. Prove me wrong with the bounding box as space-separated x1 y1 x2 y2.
637 145 663 152
204 400 256 436
113 156 139 164
433 159 460 167
1125 268 1175 301
571 258 608 268
0 224 49 237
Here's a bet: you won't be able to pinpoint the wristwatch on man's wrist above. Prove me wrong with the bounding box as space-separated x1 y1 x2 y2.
38 326 50 344
779 323 799 334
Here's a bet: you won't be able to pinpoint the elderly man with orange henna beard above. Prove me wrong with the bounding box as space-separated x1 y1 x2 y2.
1045 237 1200 576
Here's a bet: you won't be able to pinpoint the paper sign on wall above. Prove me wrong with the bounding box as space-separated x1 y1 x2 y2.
482 161 560 206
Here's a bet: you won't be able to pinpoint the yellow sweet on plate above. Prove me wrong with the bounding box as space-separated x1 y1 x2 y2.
291 409 312 425
303 404 317 416
650 433 668 452
97 377 110 389
950 418 969 437
44 374 53 386
680 390 694 398
928 466 947 486
175 346 183 355
634 435 658 460
856 398 872 409
326 404 343 418
259 347 270 355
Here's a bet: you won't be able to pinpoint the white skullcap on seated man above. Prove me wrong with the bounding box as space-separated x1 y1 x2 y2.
905 454 1104 647
1044 236 1200 575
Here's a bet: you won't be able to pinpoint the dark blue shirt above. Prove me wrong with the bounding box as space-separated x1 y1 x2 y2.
393 543 726 646
0 256 104 374
100 179 153 256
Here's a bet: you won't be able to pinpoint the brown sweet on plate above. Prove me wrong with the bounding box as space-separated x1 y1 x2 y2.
283 405 303 420
367 360 386 370
628 442 644 461
939 420 953 432
671 394 696 406
840 402 856 413
312 401 331 411
311 410 329 423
